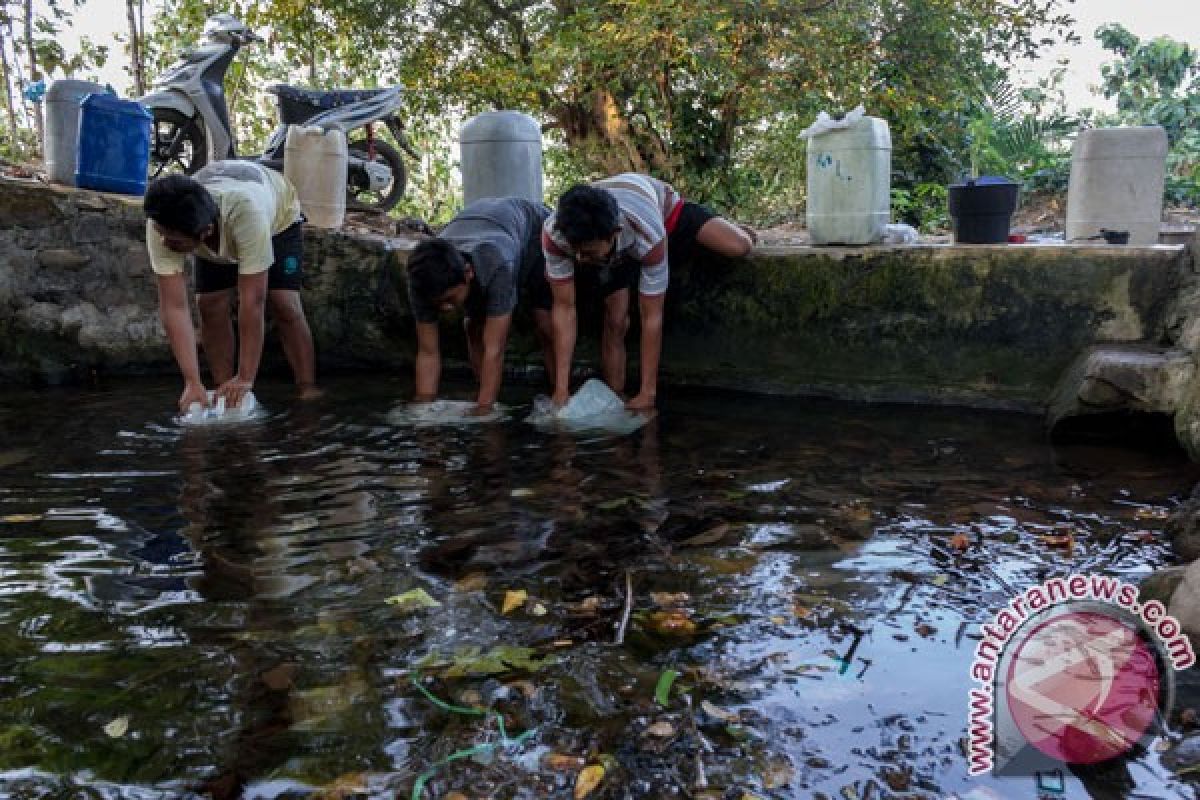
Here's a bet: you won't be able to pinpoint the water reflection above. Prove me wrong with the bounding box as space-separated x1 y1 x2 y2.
0 380 1197 798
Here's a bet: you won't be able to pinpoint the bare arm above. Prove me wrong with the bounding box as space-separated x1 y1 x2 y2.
155 274 208 411
628 292 664 410
475 313 512 411
216 271 268 408
549 278 576 406
414 321 441 402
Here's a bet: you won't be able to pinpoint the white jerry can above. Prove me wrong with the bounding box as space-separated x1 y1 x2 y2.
1066 126 1168 246
284 124 349 229
805 115 892 245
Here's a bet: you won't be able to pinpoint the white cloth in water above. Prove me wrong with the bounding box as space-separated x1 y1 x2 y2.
387 400 505 428
526 379 649 435
178 391 265 426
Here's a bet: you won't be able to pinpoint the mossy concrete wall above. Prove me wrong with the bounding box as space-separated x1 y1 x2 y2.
0 177 1189 419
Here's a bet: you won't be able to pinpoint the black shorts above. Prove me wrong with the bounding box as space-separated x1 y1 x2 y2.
529 201 718 310
194 221 305 293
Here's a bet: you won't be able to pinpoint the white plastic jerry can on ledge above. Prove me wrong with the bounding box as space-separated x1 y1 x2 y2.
805 115 892 245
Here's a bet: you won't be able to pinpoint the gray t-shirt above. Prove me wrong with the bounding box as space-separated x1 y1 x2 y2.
410 197 550 323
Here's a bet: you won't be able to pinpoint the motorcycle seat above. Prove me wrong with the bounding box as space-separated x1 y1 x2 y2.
267 84 390 109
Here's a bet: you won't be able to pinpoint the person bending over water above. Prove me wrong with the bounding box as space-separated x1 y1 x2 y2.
541 173 754 411
406 197 556 414
144 161 318 412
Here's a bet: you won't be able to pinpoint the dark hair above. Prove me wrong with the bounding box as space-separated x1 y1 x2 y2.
407 238 468 303
143 174 219 237
556 184 620 246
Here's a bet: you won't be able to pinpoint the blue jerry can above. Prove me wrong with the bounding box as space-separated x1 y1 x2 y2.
74 93 152 196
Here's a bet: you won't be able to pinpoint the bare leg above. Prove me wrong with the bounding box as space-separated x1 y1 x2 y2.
533 309 555 392
197 290 236 384
267 289 317 395
602 288 631 397
696 216 755 258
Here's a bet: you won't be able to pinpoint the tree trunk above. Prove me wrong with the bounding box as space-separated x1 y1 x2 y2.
21 0 41 156
126 0 145 95
0 25 21 156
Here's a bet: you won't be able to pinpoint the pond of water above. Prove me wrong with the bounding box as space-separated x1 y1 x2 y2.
0 377 1197 799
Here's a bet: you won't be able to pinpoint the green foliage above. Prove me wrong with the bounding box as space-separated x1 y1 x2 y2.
891 183 950 233
1095 24 1200 206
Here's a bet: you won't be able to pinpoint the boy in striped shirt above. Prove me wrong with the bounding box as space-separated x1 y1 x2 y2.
540 173 753 410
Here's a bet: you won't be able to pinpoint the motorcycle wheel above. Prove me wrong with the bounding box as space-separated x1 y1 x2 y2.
149 108 207 178
346 137 407 213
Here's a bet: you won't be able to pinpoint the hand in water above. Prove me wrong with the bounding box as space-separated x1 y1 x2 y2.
216 377 253 410
179 382 209 413
625 392 656 412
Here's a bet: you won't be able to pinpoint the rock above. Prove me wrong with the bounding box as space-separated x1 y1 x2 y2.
17 302 63 333
0 185 65 228
1047 345 1195 429
1168 490 1200 561
36 249 91 270
1168 558 1200 643
73 193 111 212
71 214 109 244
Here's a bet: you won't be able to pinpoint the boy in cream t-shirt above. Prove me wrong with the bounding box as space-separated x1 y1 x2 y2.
144 161 318 412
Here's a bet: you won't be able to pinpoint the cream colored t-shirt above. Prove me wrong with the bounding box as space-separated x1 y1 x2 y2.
147 161 302 276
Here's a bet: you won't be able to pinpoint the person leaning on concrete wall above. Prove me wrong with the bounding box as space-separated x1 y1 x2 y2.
405 196 556 414
143 161 319 412
540 172 755 411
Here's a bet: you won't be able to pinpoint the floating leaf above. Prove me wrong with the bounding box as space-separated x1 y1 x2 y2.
511 488 535 498
646 720 676 737
1 514 42 523
655 668 679 706
260 664 296 691
531 602 548 616
501 589 528 614
682 523 732 547
543 753 585 771
575 596 602 614
701 699 740 723
443 645 552 678
574 765 605 799
760 755 795 789
384 588 440 612
103 715 129 738
650 592 691 607
454 572 488 592
949 533 970 552
647 610 698 636
931 574 950 586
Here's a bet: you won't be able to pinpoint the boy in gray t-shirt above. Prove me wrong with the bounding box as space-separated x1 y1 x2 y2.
406 197 553 414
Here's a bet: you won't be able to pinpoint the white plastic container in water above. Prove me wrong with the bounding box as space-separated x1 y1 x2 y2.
1066 126 1168 246
805 115 892 245
284 124 348 229
45 79 106 186
459 111 543 204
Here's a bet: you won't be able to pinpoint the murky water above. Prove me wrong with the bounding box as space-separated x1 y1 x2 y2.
1 377 1198 799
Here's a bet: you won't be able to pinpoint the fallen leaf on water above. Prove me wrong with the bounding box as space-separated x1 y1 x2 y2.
1133 530 1157 544
700 699 740 723
543 753 586 771
681 522 732 547
260 664 297 691
949 533 970 552
915 623 936 638
931 574 950 587
650 591 691 607
881 766 911 792
454 572 488 592
530 602 548 616
793 604 811 619
444 793 468 800
510 488 535 498
655 668 679 706
1135 507 1170 521
384 588 441 612
575 596 602 614
574 764 605 799
647 610 698 636
1 514 42 523
760 755 795 789
103 715 129 738
311 772 368 799
1040 532 1074 550
770 615 787 625
507 679 537 699
645 720 676 737
502 589 528 614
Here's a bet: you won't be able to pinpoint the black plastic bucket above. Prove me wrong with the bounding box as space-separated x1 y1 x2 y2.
947 177 1020 244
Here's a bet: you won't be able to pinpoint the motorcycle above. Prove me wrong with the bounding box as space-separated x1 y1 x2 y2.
139 13 418 212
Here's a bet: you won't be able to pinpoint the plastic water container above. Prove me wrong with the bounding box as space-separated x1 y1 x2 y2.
806 115 892 245
459 111 543 205
284 124 348 229
1066 126 1168 246
74 93 152 195
947 177 1020 244
45 79 106 186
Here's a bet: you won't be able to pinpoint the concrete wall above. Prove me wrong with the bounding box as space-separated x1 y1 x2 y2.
0 177 1189 418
